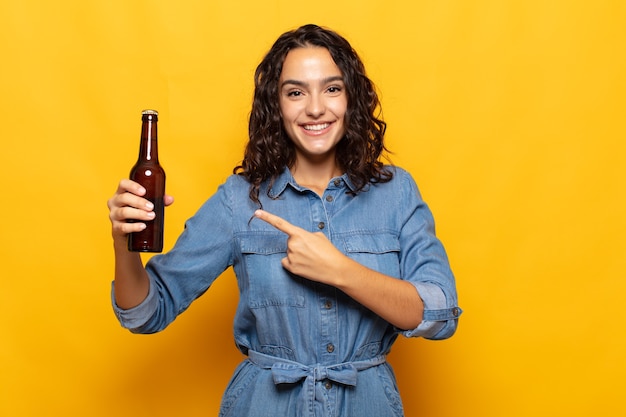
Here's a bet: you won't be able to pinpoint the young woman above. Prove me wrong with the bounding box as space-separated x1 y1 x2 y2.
108 24 461 417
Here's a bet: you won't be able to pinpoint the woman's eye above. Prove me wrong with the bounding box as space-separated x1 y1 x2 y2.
327 86 343 94
287 90 302 97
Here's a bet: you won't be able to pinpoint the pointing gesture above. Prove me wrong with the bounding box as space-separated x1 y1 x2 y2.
254 209 347 285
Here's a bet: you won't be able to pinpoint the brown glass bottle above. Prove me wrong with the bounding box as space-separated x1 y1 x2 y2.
128 109 165 252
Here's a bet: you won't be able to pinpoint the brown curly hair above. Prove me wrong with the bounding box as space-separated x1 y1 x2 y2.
234 24 393 204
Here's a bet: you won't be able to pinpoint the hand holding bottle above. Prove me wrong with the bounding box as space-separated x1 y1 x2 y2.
107 179 174 245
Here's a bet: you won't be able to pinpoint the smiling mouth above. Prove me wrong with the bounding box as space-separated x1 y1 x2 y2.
302 123 330 131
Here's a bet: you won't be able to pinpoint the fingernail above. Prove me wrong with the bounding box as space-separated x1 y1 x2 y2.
146 202 154 210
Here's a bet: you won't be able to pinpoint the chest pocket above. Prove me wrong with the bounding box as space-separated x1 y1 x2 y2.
239 233 306 309
341 232 402 278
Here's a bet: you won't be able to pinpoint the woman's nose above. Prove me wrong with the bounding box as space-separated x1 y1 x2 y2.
305 94 325 118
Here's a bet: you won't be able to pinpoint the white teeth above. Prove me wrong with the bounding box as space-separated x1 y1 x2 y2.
303 123 329 131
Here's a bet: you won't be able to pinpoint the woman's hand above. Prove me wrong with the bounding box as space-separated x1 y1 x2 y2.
253 209 347 285
107 179 174 241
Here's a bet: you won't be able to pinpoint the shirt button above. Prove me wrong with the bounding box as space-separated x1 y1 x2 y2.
325 195 334 202
333 179 341 186
317 222 325 230
326 343 335 353
323 300 332 309
324 381 332 390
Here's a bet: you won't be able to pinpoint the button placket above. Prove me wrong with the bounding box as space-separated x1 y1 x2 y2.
312 184 338 363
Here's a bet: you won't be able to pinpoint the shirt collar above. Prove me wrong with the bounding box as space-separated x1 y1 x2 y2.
268 167 358 198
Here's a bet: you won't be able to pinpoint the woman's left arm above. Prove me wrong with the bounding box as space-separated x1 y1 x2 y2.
253 209 424 330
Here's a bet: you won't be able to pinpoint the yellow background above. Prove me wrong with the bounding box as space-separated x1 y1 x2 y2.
1 1 624 416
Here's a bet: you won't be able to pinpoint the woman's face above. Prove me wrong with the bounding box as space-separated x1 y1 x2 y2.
278 46 347 164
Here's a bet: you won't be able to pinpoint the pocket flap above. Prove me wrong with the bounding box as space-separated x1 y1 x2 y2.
343 232 400 254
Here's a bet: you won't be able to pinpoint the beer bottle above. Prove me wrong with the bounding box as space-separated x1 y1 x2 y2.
128 109 166 252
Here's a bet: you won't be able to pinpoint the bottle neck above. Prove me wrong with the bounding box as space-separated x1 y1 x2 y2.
139 118 158 162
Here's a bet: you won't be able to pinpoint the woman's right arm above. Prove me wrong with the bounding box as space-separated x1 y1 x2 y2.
107 179 174 309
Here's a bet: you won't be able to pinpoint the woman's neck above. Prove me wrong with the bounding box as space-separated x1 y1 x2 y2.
290 158 342 196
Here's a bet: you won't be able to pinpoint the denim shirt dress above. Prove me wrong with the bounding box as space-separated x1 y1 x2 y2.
112 166 461 417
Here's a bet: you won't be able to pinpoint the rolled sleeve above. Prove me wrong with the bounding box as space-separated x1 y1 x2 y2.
402 281 462 339
111 277 158 331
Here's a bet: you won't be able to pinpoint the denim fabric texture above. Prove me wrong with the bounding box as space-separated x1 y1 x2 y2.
112 166 461 416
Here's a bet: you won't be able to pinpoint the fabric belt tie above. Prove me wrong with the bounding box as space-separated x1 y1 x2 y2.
247 350 387 416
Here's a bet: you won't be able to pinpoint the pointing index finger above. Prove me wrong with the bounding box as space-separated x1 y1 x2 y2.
254 209 300 236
